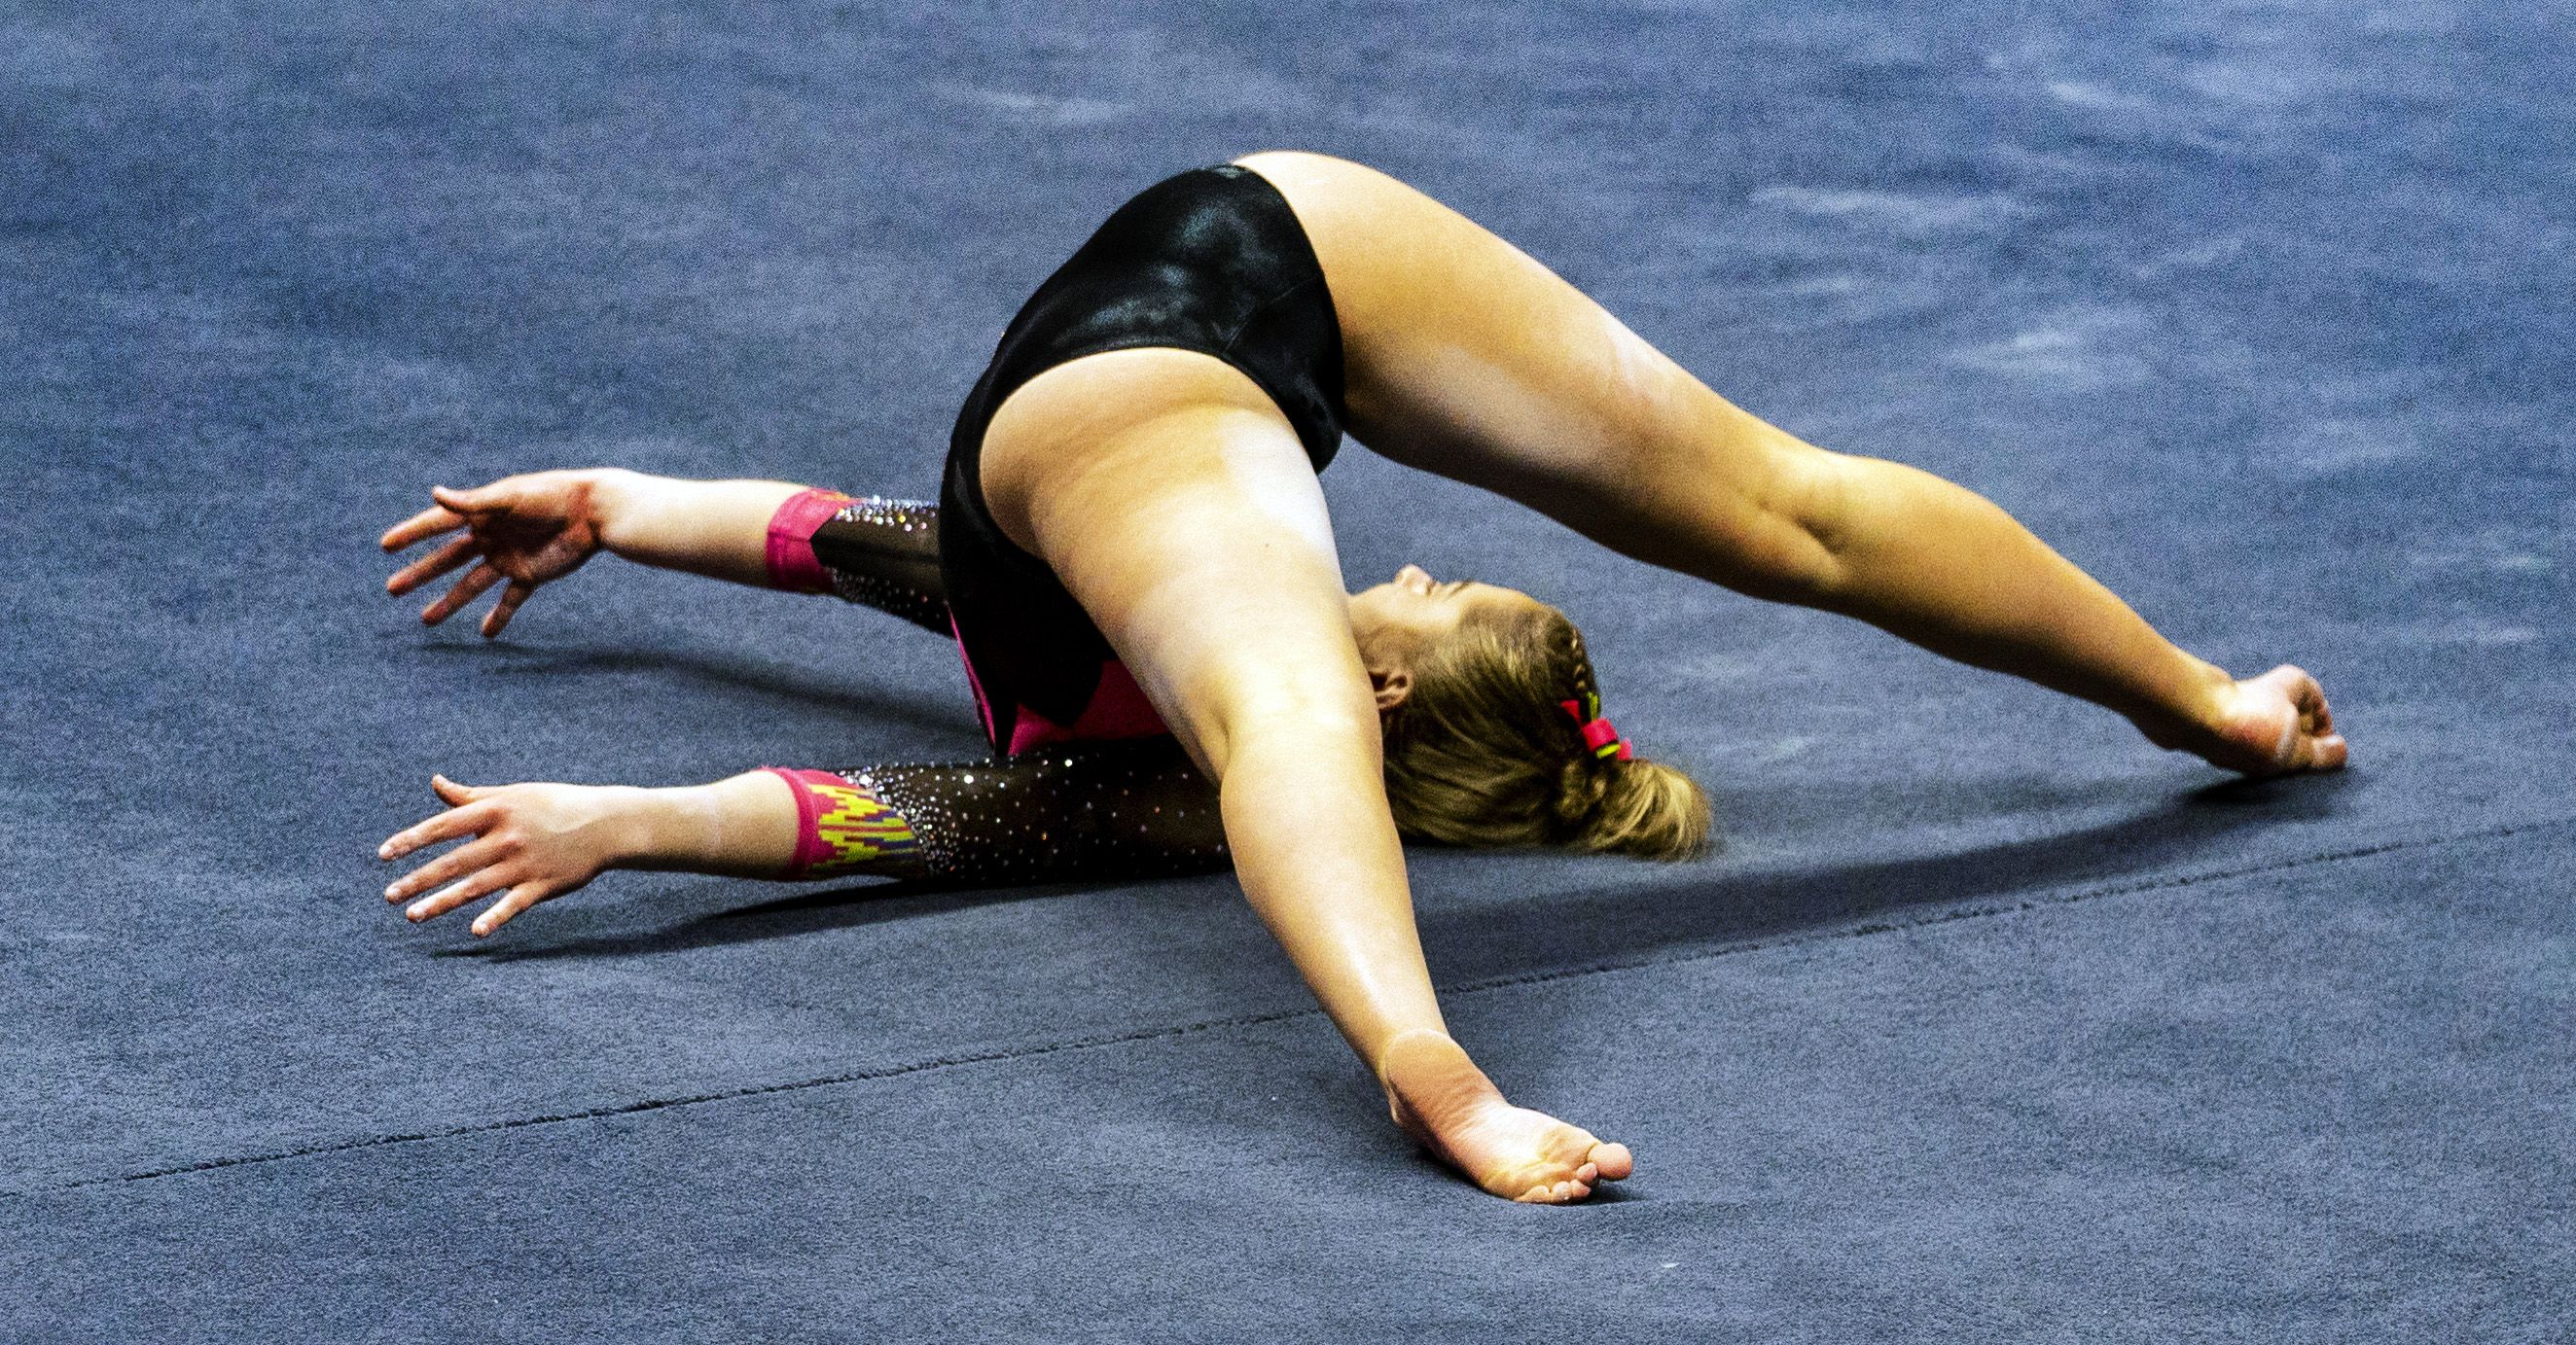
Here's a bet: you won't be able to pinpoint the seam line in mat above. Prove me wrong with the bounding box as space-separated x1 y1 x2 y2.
18 812 2566 1197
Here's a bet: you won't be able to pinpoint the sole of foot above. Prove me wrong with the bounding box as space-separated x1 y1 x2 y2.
1377 1028 1633 1203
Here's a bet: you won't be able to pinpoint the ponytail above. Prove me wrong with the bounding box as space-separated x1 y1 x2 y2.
1380 604 1715 862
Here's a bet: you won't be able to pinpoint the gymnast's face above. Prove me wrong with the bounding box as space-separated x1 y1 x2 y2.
1346 564 1542 712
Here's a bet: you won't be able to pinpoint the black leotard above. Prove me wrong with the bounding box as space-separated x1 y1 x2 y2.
936 162 1347 758
772 492 1233 886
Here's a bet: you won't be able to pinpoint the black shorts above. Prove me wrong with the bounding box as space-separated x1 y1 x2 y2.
937 162 1348 756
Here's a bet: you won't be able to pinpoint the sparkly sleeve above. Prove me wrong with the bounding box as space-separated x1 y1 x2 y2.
768 736 1231 886
764 487 951 636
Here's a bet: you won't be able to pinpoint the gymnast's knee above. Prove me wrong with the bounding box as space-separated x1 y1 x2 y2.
1606 434 1850 606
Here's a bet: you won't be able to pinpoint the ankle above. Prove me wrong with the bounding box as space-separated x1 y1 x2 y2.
2132 658 2235 753
1373 1026 1456 1089
1376 1028 1506 1119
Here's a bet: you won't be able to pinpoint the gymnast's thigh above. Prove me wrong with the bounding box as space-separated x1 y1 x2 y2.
1234 150 1834 583
976 346 1377 777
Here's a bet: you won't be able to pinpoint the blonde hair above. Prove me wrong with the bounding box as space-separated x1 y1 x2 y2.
1379 602 1715 861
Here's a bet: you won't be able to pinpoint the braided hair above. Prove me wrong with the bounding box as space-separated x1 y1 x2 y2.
1546 629 1623 838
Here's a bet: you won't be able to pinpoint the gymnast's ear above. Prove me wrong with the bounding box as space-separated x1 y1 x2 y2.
1370 666 1413 713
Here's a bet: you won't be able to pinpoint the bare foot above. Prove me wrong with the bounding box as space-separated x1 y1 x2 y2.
2192 663 2348 776
1377 1028 1633 1203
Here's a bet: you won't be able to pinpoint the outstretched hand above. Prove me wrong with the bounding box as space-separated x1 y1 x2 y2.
2196 664 2349 777
377 774 631 937
380 470 619 637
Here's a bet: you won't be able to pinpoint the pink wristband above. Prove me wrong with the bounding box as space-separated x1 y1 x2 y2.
764 488 855 592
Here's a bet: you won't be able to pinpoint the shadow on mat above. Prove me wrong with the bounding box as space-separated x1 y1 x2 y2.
430 871 1225 963
412 640 972 740
437 770 2351 967
1412 771 2355 985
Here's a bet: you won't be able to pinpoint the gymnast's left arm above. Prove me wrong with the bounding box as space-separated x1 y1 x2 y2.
376 739 1229 937
598 473 951 634
383 468 948 638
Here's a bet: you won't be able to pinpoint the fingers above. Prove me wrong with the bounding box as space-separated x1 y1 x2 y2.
431 482 496 512
385 480 562 632
483 580 536 638
404 872 552 937
386 478 538 554
430 772 483 804
379 503 466 554
376 774 552 935
420 562 505 626
404 866 516 924
382 832 512 905
378 790 496 860
386 533 480 597
471 883 555 938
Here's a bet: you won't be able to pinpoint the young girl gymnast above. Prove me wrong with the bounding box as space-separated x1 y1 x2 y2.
377 151 2345 1202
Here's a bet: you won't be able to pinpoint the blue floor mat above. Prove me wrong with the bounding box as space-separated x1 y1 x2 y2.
5 1 2568 1338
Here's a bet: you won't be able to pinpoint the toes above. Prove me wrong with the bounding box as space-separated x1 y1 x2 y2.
1588 1142 1634 1181
1508 1130 1632 1200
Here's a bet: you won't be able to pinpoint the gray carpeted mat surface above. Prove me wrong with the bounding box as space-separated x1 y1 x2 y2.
14 832 2569 1339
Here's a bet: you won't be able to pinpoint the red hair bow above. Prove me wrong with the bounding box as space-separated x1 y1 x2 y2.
1559 697 1633 761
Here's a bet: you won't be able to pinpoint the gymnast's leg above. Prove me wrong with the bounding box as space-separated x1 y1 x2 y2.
1236 151 2345 775
976 346 1628 1203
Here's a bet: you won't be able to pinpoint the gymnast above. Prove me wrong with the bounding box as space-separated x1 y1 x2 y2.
375 151 2346 1203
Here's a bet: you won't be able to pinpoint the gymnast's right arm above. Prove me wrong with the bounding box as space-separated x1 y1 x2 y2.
381 468 948 637
377 739 1229 937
